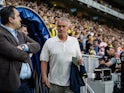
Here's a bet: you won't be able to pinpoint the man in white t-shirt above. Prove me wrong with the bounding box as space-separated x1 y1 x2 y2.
40 18 83 93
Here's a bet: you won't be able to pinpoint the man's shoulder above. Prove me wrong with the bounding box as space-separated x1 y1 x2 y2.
0 25 7 34
45 37 56 44
0 25 4 32
47 37 56 41
46 36 78 42
68 36 78 41
110 57 117 64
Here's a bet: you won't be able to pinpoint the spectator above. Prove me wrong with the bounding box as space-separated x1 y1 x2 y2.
97 57 108 69
18 24 33 58
18 24 29 36
89 44 96 56
105 47 117 72
93 39 99 55
86 34 94 54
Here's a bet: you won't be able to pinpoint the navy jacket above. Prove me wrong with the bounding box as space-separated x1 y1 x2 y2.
70 62 85 93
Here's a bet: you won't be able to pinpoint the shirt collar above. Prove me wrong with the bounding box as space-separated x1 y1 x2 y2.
55 35 70 42
1 24 17 36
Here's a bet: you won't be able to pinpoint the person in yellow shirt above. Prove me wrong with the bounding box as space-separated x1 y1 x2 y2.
48 23 57 37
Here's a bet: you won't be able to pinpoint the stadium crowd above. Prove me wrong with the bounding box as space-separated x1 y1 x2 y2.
94 0 124 13
5 0 124 58
0 0 124 93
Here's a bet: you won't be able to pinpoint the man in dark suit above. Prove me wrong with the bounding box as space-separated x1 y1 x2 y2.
0 6 40 93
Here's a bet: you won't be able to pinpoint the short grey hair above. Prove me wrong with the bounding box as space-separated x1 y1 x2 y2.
58 17 71 24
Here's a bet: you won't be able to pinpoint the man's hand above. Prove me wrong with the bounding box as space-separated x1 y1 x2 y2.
42 76 50 88
17 44 25 50
77 59 83 65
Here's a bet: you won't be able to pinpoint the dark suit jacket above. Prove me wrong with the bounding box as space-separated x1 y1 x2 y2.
0 25 40 92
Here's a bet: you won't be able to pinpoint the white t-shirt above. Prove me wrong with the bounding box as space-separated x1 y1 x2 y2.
40 36 82 86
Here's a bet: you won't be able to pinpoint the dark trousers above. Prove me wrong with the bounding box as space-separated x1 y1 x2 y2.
14 79 34 93
0 79 34 93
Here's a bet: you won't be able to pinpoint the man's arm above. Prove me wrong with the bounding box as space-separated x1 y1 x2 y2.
105 57 117 67
105 61 113 67
20 33 40 54
0 33 28 61
41 61 50 88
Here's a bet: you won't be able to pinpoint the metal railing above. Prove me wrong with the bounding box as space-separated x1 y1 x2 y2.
82 54 101 73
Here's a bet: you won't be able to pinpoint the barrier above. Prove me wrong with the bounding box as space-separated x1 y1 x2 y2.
82 54 121 93
82 54 101 73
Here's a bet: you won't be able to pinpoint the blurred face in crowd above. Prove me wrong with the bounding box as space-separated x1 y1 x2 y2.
19 26 29 36
99 59 105 65
108 48 115 56
94 40 98 46
57 19 70 37
107 40 112 45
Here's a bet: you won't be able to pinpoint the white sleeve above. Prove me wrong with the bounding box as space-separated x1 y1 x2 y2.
75 38 82 60
40 41 49 62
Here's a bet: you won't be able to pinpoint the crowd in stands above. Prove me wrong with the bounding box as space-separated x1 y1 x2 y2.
94 0 124 13
5 0 124 71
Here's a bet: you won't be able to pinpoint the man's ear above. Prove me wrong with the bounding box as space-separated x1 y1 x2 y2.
9 17 14 23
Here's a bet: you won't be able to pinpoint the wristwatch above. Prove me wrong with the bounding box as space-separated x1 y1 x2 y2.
21 45 25 50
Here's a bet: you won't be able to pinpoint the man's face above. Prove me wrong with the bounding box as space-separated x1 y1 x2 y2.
99 60 105 64
109 48 115 56
57 20 69 36
12 8 22 29
20 27 28 36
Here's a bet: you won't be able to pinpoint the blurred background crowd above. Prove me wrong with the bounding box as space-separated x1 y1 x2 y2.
2 0 124 58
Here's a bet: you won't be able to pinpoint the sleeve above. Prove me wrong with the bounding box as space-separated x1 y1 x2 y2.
75 38 82 60
21 44 29 52
20 33 40 54
0 33 28 61
110 58 117 64
40 40 49 62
